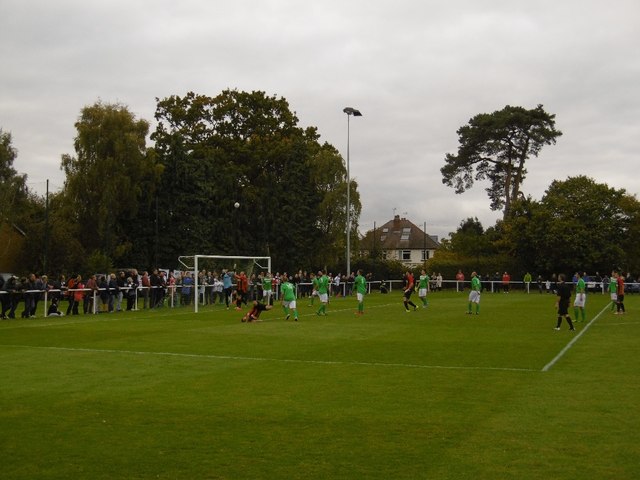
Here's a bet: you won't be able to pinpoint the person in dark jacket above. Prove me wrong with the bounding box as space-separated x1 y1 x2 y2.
0 274 7 319
555 273 576 331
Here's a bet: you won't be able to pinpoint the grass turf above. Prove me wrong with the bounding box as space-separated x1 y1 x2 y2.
1 290 639 479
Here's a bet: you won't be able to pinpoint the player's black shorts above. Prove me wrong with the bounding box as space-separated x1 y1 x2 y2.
558 300 569 316
403 288 413 299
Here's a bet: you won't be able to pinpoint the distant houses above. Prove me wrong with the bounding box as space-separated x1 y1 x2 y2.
359 215 440 267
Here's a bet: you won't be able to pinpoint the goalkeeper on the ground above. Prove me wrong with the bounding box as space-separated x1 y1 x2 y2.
241 300 273 322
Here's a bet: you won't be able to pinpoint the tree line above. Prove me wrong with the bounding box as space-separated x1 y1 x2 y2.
2 97 639 280
2 89 361 275
432 104 640 280
429 176 640 280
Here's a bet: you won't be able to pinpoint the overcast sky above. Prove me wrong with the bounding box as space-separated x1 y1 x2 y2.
2 0 639 240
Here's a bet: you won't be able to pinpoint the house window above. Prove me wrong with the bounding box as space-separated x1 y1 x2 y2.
382 228 389 233
400 227 411 241
401 250 411 261
422 249 430 261
380 235 386 242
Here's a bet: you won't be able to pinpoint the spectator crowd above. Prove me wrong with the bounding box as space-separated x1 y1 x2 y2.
1 268 636 320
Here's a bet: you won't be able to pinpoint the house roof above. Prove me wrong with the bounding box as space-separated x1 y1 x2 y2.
360 215 440 250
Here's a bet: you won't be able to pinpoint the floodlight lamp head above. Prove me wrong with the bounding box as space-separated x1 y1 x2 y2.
343 107 362 116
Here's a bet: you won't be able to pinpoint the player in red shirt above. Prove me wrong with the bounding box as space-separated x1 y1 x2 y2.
241 300 273 322
403 271 418 312
615 271 626 314
502 272 511 293
234 271 249 310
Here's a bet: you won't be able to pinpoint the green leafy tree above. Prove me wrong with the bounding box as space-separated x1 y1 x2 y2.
512 176 637 274
447 217 494 260
15 191 87 275
60 102 161 266
308 143 361 268
152 90 359 271
431 217 520 280
618 195 640 274
0 129 43 274
441 105 562 219
0 129 86 275
0 129 28 224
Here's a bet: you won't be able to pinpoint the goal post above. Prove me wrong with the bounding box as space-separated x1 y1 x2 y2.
177 255 272 313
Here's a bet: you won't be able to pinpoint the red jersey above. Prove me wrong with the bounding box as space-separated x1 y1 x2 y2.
236 273 248 293
405 273 415 290
74 282 85 302
617 276 625 296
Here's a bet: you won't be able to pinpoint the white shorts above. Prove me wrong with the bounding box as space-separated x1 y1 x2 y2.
610 292 617 301
574 293 586 307
357 292 364 302
468 290 480 303
263 289 272 297
283 299 297 309
319 293 328 303
419 288 427 297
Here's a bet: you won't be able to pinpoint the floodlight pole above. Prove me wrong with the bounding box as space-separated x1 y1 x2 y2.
343 107 362 279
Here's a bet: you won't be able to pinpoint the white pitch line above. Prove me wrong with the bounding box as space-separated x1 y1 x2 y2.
1 344 537 373
541 303 610 372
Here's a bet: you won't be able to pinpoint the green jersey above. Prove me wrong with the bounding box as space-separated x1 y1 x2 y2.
576 277 586 294
262 277 272 291
418 274 429 289
317 275 329 294
609 278 617 293
281 281 296 302
471 276 481 292
354 274 366 294
312 277 319 291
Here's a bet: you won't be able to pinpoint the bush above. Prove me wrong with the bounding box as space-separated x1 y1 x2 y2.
351 257 407 281
426 252 525 280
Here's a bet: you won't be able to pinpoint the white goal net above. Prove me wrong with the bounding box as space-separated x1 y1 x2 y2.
177 255 272 312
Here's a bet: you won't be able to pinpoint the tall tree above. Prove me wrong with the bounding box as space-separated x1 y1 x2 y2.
60 102 161 266
0 129 28 224
441 104 562 219
152 89 360 271
308 142 361 268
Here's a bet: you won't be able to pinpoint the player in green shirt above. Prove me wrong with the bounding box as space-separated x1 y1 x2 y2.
418 269 430 307
316 270 329 316
308 272 319 306
523 272 532 294
608 274 617 311
573 272 586 322
280 274 298 321
354 269 367 315
262 272 273 305
467 271 481 314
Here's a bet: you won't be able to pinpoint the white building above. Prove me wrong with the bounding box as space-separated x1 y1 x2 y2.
359 215 440 267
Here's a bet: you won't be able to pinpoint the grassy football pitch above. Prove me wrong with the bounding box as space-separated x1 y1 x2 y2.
1 290 639 479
